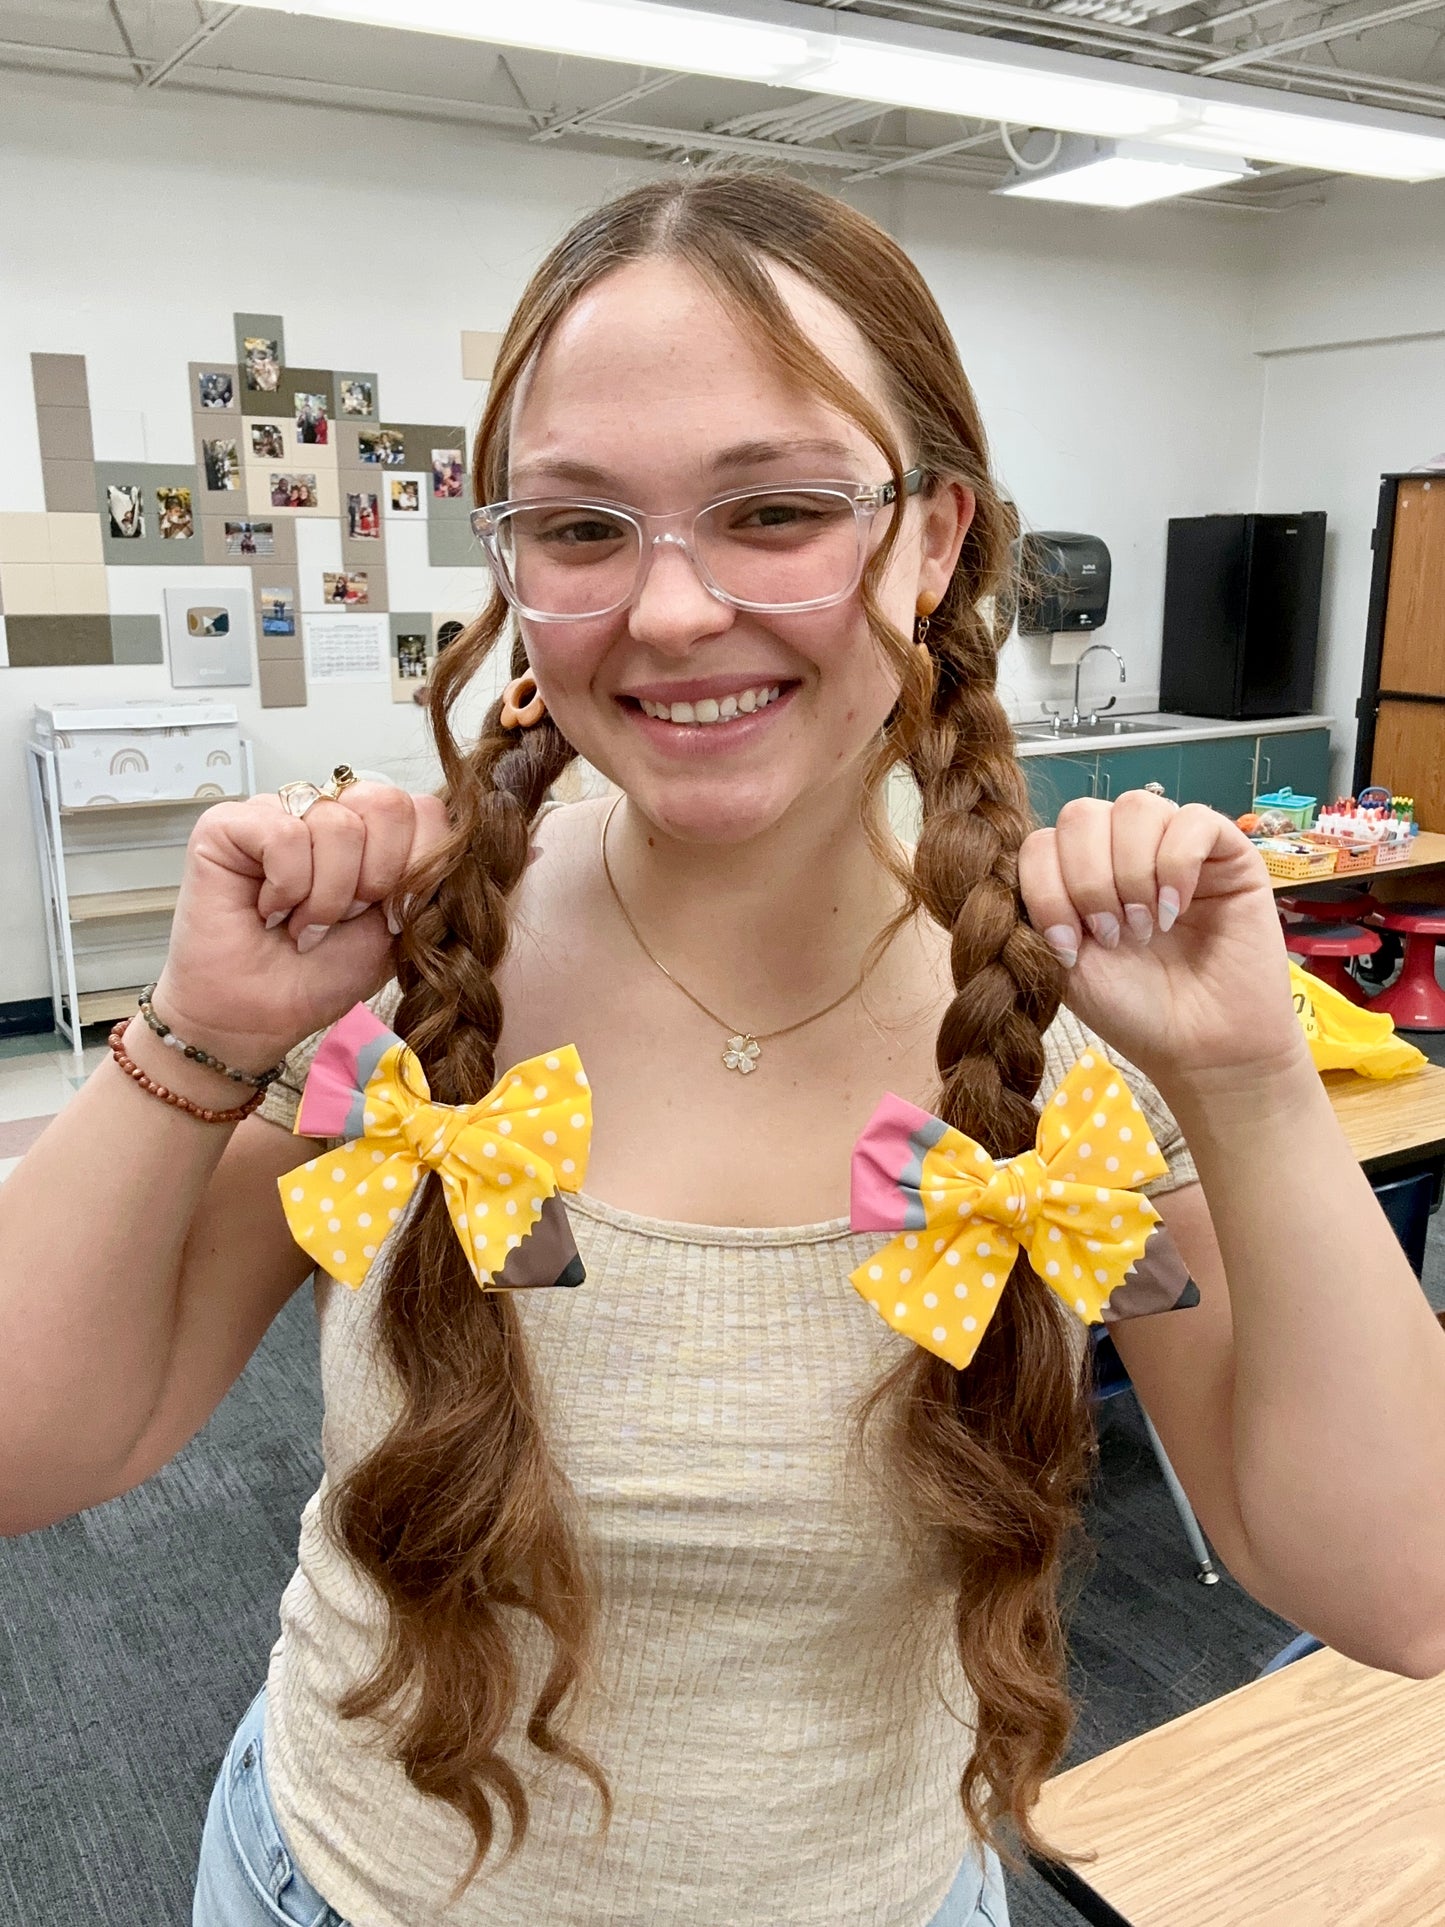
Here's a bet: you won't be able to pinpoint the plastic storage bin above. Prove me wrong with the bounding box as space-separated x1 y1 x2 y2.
1254 786 1317 831
30 699 245 808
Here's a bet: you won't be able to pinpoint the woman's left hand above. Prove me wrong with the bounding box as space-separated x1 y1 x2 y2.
1018 791 1308 1088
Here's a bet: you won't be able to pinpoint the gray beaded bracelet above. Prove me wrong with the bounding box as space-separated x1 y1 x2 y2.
135 983 289 1090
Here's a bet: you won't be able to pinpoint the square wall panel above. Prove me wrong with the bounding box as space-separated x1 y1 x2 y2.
259 655 308 708
5 614 112 667
0 513 53 563
428 514 484 569
43 458 97 515
48 514 105 564
461 331 503 382
0 563 56 615
109 614 164 665
95 462 202 566
52 564 109 615
36 404 95 465
31 352 90 409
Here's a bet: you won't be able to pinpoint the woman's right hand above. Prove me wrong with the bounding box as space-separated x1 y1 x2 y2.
152 784 452 1072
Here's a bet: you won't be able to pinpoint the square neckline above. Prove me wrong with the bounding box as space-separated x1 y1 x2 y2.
568 1188 857 1248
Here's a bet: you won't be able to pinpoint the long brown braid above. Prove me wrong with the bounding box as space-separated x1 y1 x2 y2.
326 168 1094 1887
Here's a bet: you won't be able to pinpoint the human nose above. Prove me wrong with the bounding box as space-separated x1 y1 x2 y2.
626 530 735 652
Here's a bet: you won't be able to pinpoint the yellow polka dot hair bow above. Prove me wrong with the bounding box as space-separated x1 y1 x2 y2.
277 1001 591 1291
849 1052 1193 1372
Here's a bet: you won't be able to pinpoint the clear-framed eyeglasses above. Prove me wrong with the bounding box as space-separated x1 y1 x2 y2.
469 467 925 623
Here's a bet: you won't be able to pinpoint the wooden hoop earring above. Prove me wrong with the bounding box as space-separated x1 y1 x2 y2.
499 672 546 729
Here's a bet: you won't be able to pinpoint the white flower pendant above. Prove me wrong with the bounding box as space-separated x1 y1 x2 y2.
723 1034 761 1074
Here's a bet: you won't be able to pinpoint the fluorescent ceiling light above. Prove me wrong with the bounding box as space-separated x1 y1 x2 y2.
995 136 1254 207
232 0 1445 183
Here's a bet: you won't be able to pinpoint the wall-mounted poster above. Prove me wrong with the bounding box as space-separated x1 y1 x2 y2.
346 491 380 539
163 583 253 688
203 438 240 491
107 484 144 539
250 421 286 460
323 568 369 606
304 610 388 684
197 369 234 410
358 427 405 466
242 336 281 393
388 476 421 514
339 377 373 416
225 518 275 556
431 448 464 498
295 391 329 446
259 584 296 636
271 472 318 509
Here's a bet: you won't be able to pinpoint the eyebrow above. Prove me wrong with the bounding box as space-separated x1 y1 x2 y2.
508 436 867 493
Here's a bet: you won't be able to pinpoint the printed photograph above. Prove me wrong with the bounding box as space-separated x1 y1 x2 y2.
196 370 233 410
389 477 420 514
250 422 285 460
346 491 380 539
435 619 464 652
259 585 296 636
358 427 405 466
431 448 465 498
107 484 144 539
224 518 275 557
295 392 329 446
157 486 194 541
324 570 369 607
270 472 319 509
396 631 429 679
339 378 373 416
202 438 240 491
242 336 280 392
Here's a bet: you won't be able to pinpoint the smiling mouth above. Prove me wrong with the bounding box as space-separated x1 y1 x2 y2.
626 682 790 727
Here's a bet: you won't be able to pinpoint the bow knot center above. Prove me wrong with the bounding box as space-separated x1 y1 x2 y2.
401 1099 471 1169
975 1151 1045 1232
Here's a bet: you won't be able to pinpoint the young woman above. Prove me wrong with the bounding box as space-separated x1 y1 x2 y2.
5 172 1444 1927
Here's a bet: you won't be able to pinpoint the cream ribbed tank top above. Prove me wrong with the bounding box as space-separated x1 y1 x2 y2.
256 992 1195 1927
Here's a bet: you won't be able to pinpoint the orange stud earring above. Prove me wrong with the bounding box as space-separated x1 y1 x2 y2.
915 596 937 649
499 671 546 729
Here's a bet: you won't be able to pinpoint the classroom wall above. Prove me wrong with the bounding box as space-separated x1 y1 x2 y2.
1251 178 1445 789
1 67 1265 1004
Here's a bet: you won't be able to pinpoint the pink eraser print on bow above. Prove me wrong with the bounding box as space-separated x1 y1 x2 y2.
294 1001 398 1141
849 1092 954 1234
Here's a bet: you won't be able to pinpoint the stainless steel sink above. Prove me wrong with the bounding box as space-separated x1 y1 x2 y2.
1015 718 1171 741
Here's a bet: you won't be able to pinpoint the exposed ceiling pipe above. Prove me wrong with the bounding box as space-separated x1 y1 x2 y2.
1197 0 1445 73
533 72 680 142
138 2 241 90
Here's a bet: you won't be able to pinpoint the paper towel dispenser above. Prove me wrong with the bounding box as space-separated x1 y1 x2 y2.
1016 532 1112 635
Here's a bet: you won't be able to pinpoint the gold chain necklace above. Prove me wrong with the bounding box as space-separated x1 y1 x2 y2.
599 793 872 1075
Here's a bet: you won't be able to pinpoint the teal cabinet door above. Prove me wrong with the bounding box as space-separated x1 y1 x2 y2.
1024 753 1097 824
1094 744 1182 803
1176 736 1257 818
1255 729 1332 808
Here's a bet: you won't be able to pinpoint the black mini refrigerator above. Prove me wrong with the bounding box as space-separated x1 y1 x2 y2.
1158 512 1325 719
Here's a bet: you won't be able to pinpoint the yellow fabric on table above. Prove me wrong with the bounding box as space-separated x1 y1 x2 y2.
1290 961 1426 1080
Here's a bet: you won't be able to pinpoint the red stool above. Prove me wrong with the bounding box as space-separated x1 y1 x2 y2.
1363 903 1445 1030
1277 882 1381 924
1281 919 1381 1003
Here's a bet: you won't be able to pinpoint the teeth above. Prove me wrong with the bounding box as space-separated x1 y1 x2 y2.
638 683 782 725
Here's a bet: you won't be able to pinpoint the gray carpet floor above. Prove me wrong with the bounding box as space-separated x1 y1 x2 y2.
3 1036 1443 1926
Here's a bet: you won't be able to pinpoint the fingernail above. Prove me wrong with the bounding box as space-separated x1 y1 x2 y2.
295 924 330 954
385 906 402 937
1043 924 1078 967
1123 903 1153 944
1158 886 1181 934
341 897 371 921
1085 912 1120 950
263 910 287 931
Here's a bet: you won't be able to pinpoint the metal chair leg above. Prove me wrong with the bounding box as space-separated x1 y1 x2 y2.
1138 1405 1219 1585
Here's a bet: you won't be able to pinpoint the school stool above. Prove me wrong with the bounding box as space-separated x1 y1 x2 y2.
1276 882 1381 924
1363 903 1445 1031
1280 917 1381 1004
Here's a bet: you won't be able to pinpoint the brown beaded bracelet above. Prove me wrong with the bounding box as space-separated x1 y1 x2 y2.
135 982 288 1091
108 1020 266 1124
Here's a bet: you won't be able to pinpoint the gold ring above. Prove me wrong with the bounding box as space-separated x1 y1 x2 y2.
278 766 359 818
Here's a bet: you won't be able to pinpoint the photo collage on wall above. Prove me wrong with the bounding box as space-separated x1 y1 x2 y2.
0 314 498 707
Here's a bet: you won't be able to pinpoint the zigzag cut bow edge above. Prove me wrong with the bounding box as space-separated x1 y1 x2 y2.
277 998 589 1294
849 1049 1199 1372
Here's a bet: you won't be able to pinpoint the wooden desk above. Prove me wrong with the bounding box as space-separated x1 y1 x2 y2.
1032 1645 1445 1926
1271 829 1445 893
1324 1061 1445 1174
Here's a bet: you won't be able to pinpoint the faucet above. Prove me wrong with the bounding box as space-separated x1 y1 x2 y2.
1041 643 1127 731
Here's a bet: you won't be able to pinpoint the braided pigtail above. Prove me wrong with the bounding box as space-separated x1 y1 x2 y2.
858 595 1096 1863
325 614 611 1887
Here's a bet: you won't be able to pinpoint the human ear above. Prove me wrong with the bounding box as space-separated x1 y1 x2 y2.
916 480 975 616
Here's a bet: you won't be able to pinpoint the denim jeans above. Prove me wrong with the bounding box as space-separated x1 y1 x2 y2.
194 1687 1009 1926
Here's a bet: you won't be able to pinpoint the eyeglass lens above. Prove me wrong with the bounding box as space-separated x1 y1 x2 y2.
492 487 868 618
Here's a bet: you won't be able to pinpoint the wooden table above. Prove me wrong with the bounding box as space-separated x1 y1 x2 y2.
1325 1060 1445 1176
1031 1645 1445 1925
1270 828 1445 893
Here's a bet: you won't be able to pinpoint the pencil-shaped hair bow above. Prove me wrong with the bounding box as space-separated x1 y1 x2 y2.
278 1001 590 1292
850 1051 1195 1371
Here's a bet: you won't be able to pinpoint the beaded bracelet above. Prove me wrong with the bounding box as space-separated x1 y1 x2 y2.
136 982 288 1090
108 1021 266 1125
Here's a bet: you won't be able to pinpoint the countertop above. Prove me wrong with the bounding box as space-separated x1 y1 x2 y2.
1011 712 1334 757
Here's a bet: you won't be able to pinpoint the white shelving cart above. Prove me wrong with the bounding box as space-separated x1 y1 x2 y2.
26 699 255 1061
